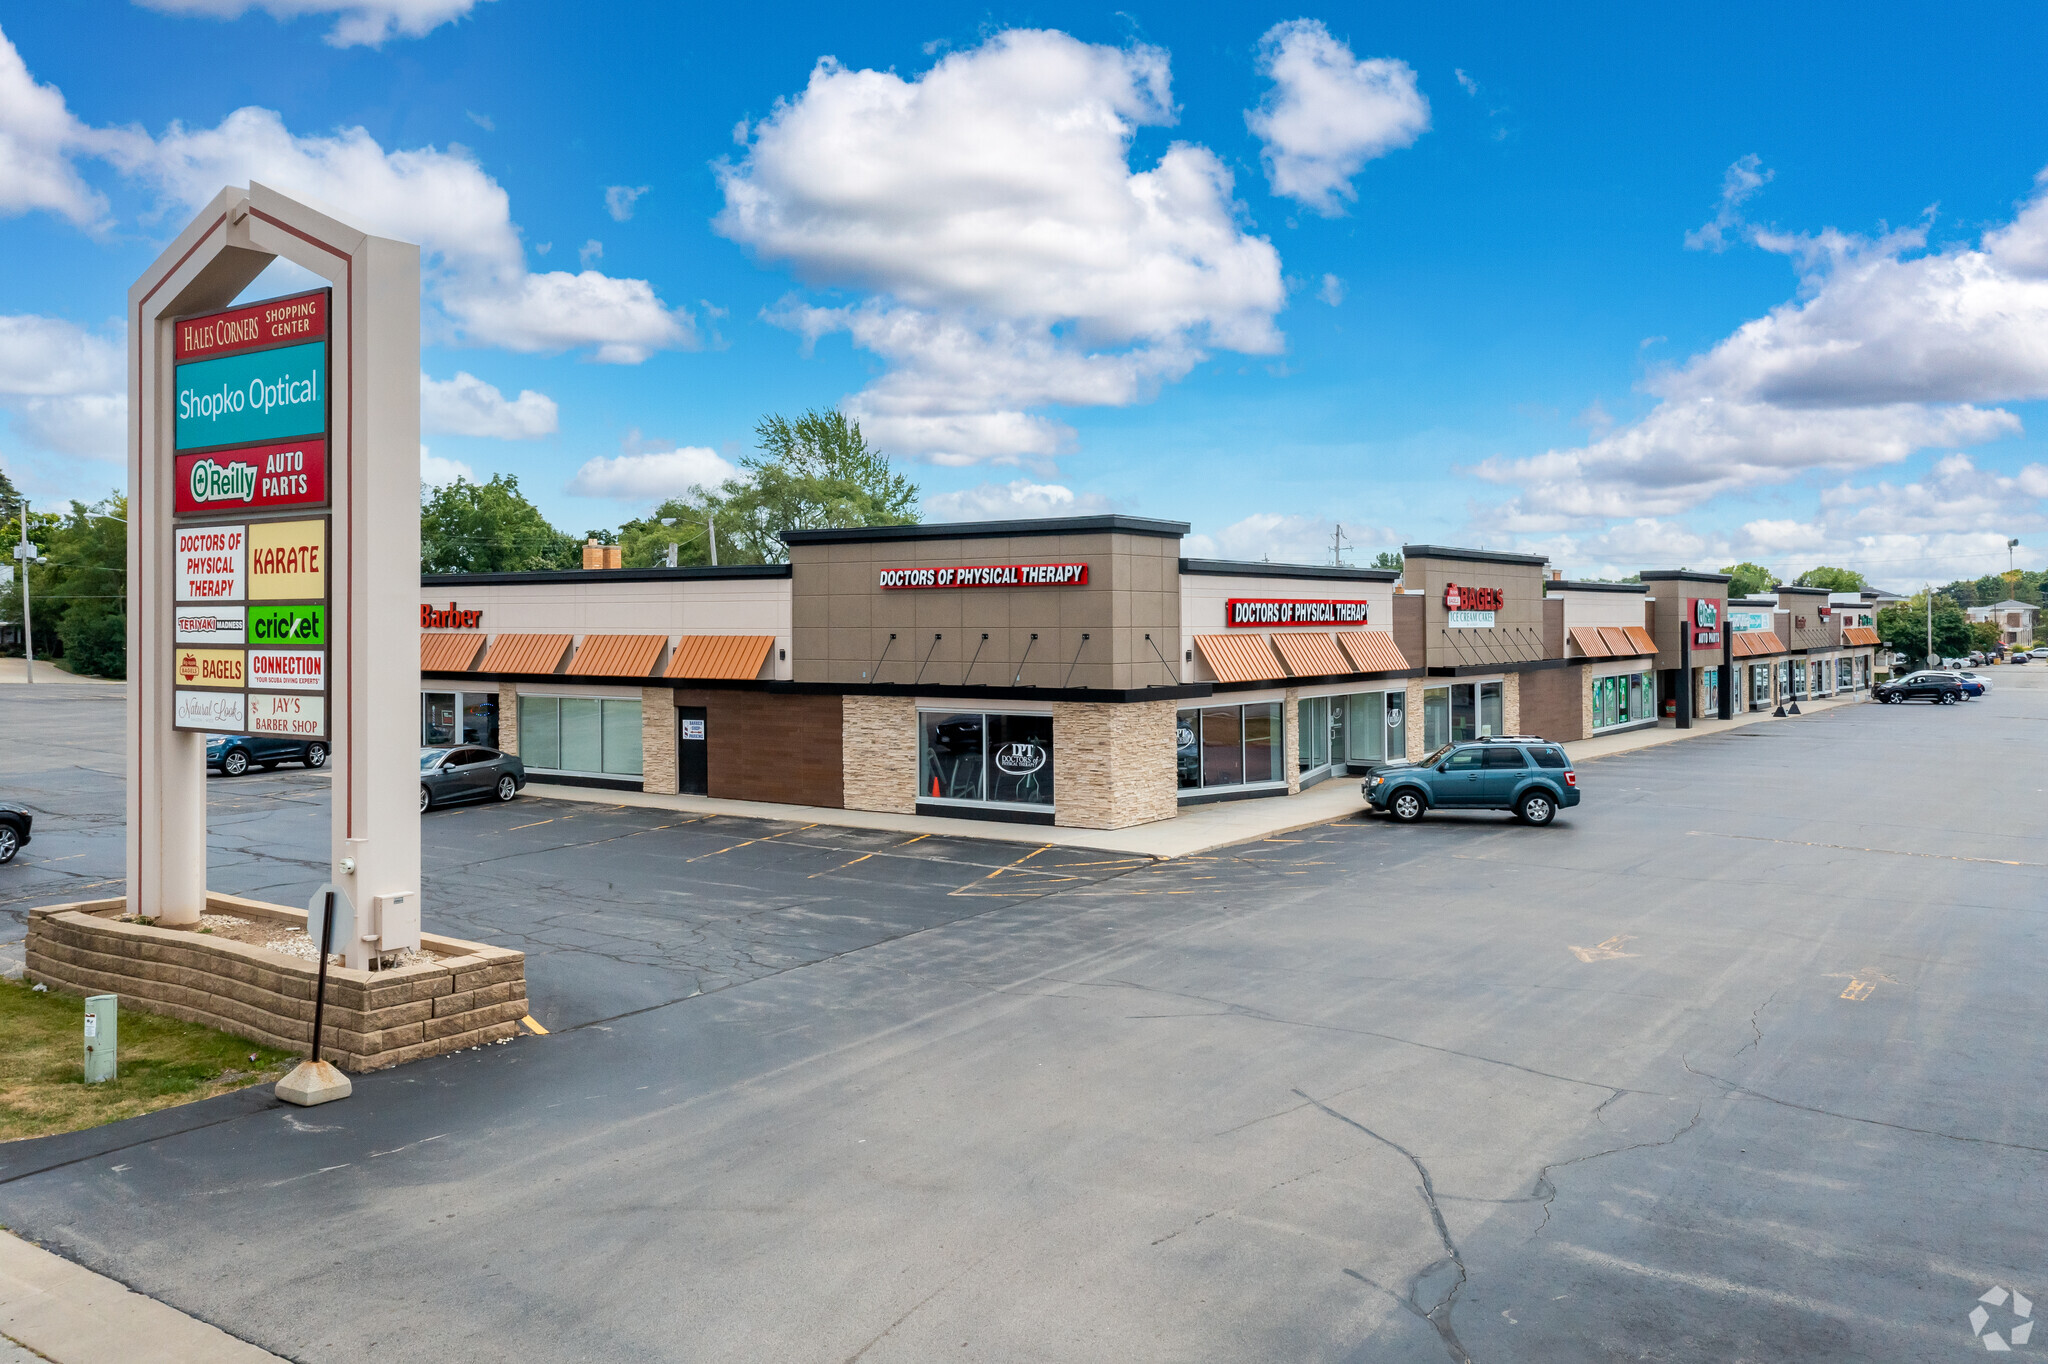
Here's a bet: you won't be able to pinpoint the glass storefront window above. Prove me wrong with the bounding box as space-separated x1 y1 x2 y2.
1176 702 1284 792
1479 681 1503 737
1791 662 1808 700
1704 667 1720 715
1423 687 1450 750
1751 663 1771 707
1452 683 1477 742
1344 692 1397 764
1592 671 1655 731
423 692 457 746
515 695 641 775
920 710 1053 807
1298 695 1330 773
426 691 500 748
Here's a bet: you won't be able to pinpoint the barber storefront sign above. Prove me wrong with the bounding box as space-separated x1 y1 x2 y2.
1689 598 1722 647
1226 598 1370 627
879 562 1089 589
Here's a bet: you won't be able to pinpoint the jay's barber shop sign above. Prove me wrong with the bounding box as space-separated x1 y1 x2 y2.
1225 598 1371 627
879 562 1089 589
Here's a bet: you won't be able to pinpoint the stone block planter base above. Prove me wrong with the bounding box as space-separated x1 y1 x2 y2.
24 893 529 1074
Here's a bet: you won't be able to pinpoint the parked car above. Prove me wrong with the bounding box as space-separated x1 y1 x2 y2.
1363 735 1579 825
207 732 328 776
420 746 526 812
1901 668 1988 696
1874 675 1965 704
2012 653 2032 665
0 802 31 864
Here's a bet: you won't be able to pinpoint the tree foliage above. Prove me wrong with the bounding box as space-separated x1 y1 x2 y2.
1876 592 1972 665
420 475 580 574
1720 561 1779 597
1 493 127 676
619 410 919 567
1792 565 1868 592
1371 550 1403 573
1939 568 2044 607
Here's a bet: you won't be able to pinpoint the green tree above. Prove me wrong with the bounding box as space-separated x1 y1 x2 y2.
0 464 22 528
420 475 580 574
620 410 919 567
1371 551 1403 573
1877 592 1972 666
1720 561 1779 597
1969 619 2002 653
1793 566 1868 592
1 494 127 674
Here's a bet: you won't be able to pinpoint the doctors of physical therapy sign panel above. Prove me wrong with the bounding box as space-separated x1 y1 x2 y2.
168 288 331 741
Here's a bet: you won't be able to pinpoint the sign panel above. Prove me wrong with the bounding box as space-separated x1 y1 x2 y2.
421 602 483 629
1689 597 1723 648
249 603 326 648
247 518 325 600
175 439 327 515
174 689 245 730
175 524 245 602
175 647 245 689
248 649 325 691
174 340 327 451
249 692 326 739
1225 598 1371 627
1443 583 1504 611
1446 610 1497 629
175 604 246 645
1728 610 1768 633
878 563 1089 589
175 290 327 362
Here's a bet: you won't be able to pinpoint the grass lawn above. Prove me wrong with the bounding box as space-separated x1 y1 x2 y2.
0 979 297 1143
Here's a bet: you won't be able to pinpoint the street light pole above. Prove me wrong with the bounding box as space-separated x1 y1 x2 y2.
1925 583 1934 669
14 499 32 684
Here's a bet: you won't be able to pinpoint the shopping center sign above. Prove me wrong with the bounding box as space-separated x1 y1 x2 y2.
130 183 422 965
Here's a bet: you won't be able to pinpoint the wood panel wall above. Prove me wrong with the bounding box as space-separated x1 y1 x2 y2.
666 689 846 808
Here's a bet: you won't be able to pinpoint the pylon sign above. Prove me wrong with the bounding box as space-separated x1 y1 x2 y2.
169 289 331 739
129 184 422 968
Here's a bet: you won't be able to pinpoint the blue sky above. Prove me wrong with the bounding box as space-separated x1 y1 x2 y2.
4 1 2048 585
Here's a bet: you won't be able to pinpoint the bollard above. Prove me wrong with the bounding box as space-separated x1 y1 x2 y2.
84 994 117 1083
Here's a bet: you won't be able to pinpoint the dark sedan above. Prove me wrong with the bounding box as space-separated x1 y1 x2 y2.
0 802 31 864
207 731 328 776
420 746 526 812
1873 675 1964 705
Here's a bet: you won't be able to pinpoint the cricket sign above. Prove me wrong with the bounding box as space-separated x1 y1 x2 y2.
128 184 422 966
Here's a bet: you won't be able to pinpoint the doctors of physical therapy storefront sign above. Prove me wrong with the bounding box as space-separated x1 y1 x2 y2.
169 288 331 739
878 563 1089 589
1225 598 1371 627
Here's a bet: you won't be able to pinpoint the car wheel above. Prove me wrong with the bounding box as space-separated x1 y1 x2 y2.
1389 790 1426 822
222 749 249 777
305 743 327 768
0 824 17 864
496 774 518 802
419 784 432 813
1518 791 1555 826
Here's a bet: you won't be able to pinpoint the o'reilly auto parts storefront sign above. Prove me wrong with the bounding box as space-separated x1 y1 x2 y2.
168 289 331 738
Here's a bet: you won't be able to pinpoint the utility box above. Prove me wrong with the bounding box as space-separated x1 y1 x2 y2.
372 891 420 954
83 993 117 1083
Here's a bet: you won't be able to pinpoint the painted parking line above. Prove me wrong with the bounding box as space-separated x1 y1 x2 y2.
808 852 875 879
1689 830 2043 867
509 818 554 831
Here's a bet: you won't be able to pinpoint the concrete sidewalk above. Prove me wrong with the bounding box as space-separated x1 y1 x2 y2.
0 659 118 685
0 1231 280 1364
529 692 1871 857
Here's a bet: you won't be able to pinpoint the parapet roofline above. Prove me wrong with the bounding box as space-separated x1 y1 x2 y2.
1180 558 1399 582
422 564 792 587
1638 569 1735 585
1546 580 1649 594
780 514 1190 545
1401 544 1550 567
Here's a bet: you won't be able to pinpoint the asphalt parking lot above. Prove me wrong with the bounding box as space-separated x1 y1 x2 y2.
2 677 2044 1361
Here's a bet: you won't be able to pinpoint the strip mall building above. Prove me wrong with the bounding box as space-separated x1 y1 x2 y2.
418 516 1881 831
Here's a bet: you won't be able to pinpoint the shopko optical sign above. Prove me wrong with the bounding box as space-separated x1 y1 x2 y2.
878 563 1090 589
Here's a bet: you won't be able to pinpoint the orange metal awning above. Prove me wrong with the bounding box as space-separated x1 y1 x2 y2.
1270 631 1350 678
567 633 668 678
1733 630 1787 658
1569 625 1612 658
1843 625 1880 646
1621 625 1658 655
666 634 775 681
1335 630 1408 673
479 633 572 675
1193 633 1284 684
421 632 485 672
1597 626 1642 656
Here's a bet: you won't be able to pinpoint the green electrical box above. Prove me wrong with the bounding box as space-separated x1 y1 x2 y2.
84 993 117 1084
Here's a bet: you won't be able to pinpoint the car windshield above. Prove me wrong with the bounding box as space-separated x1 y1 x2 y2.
420 749 450 770
1420 744 1457 767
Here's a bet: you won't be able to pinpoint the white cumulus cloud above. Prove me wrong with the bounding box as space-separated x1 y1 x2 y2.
566 447 739 502
604 184 647 221
418 445 475 488
134 0 492 47
0 313 125 460
1184 512 1393 565
715 30 1285 464
0 28 125 227
924 479 1112 521
420 371 558 439
1479 164 2048 528
1246 20 1428 217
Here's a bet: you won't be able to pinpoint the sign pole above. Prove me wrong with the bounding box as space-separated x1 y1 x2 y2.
16 501 32 683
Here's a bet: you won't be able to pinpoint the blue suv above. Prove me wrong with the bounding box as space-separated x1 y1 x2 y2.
1363 736 1579 826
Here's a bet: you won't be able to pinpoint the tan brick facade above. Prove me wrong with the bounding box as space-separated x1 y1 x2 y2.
1404 678 1427 758
1282 690 1302 794
1502 674 1521 735
641 687 678 795
1050 699 1178 829
498 681 519 755
25 894 528 1074
842 696 919 813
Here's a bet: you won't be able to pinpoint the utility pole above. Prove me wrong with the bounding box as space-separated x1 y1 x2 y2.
1925 583 1935 669
14 498 32 684
1329 523 1350 567
708 515 718 567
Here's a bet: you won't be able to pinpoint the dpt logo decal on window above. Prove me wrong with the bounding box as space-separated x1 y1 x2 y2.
994 742 1047 776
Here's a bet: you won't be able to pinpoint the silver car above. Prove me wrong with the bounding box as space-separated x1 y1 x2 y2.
420 746 526 812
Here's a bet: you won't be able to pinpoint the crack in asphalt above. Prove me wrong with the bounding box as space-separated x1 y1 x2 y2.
1527 1099 1705 1239
1299 1089 1471 1364
1734 990 1776 1057
1682 1056 2048 1154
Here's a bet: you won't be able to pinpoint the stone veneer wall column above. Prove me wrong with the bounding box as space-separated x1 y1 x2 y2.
641 688 678 795
1050 700 1178 830
1502 674 1521 735
1283 690 1302 795
498 682 519 755
1581 672 1595 736
1405 679 1427 759
843 696 919 814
